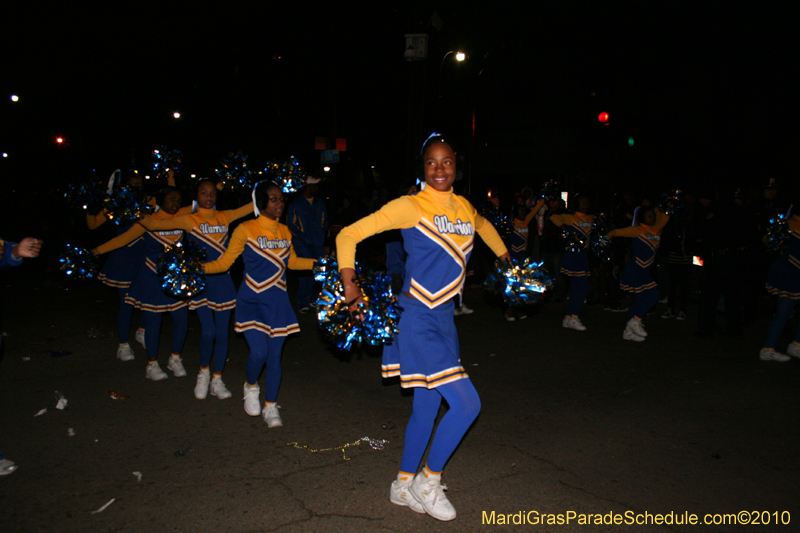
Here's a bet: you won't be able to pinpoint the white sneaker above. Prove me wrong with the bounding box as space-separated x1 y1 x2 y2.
135 328 146 348
262 403 283 427
458 304 474 315
409 471 456 521
759 348 791 362
116 343 135 361
195 369 210 399
0 458 18 475
167 356 187 377
627 318 648 337
390 478 425 513
567 316 587 331
623 327 646 342
146 362 168 381
505 313 516 322
210 376 232 399
562 316 570 328
787 343 800 359
243 384 261 416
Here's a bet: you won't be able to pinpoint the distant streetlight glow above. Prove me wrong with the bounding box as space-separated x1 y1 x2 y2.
173 112 181 119
323 166 331 173
56 137 64 144
2 153 7 158
455 52 466 61
10 95 19 102
191 174 197 178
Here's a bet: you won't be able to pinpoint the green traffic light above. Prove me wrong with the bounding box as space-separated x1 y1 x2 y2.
627 137 634 147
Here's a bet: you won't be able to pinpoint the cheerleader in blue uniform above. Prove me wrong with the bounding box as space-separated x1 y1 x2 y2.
202 181 316 426
92 187 191 380
337 134 509 522
87 170 150 361
139 179 253 400
759 211 800 362
606 206 670 341
549 196 594 331
504 200 545 321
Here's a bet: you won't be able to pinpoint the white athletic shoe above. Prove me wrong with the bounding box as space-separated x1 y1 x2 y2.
135 328 146 348
167 356 187 377
562 316 570 328
145 361 168 381
195 369 210 399
116 343 135 362
566 316 587 331
623 327 646 342
627 319 648 337
759 348 791 362
0 458 18 476
787 343 800 359
210 376 232 399
409 471 456 521
262 403 283 427
243 384 261 416
390 478 425 513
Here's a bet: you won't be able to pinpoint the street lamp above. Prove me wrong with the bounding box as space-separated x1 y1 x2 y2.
173 111 181 119
10 95 19 102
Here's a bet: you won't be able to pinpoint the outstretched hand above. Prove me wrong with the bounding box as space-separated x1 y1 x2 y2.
13 237 43 259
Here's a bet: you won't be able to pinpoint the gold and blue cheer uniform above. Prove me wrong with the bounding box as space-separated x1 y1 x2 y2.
203 217 315 336
337 186 507 389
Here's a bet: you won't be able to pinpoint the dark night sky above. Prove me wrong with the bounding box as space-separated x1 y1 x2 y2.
2 4 799 199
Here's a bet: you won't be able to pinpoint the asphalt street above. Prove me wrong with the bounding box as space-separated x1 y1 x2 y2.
1 269 799 532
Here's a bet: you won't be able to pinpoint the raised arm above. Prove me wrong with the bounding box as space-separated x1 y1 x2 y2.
139 214 195 232
86 211 108 230
222 202 255 224
607 226 641 239
92 224 147 255
203 225 247 274
653 208 670 234
549 213 573 227
524 199 545 226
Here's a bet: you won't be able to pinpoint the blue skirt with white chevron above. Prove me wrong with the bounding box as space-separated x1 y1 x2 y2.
234 288 299 337
125 267 188 312
620 264 656 293
190 272 237 311
766 253 800 300
381 294 468 389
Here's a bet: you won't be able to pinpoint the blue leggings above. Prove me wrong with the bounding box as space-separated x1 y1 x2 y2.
566 276 589 315
196 307 231 373
117 288 144 343
144 308 188 361
400 379 481 474
629 287 659 320
765 297 800 348
243 331 286 402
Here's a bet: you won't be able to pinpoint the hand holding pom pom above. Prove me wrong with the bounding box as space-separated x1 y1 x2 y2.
58 245 98 281
64 182 109 215
765 213 791 253
480 202 513 240
561 228 587 253
591 213 614 262
215 153 254 192
152 147 183 180
103 186 155 225
485 257 553 306
266 156 306 194
539 180 560 202
658 189 685 216
314 259 402 350
158 240 207 299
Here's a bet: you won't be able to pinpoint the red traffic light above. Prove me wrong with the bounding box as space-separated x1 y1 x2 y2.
598 112 609 123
